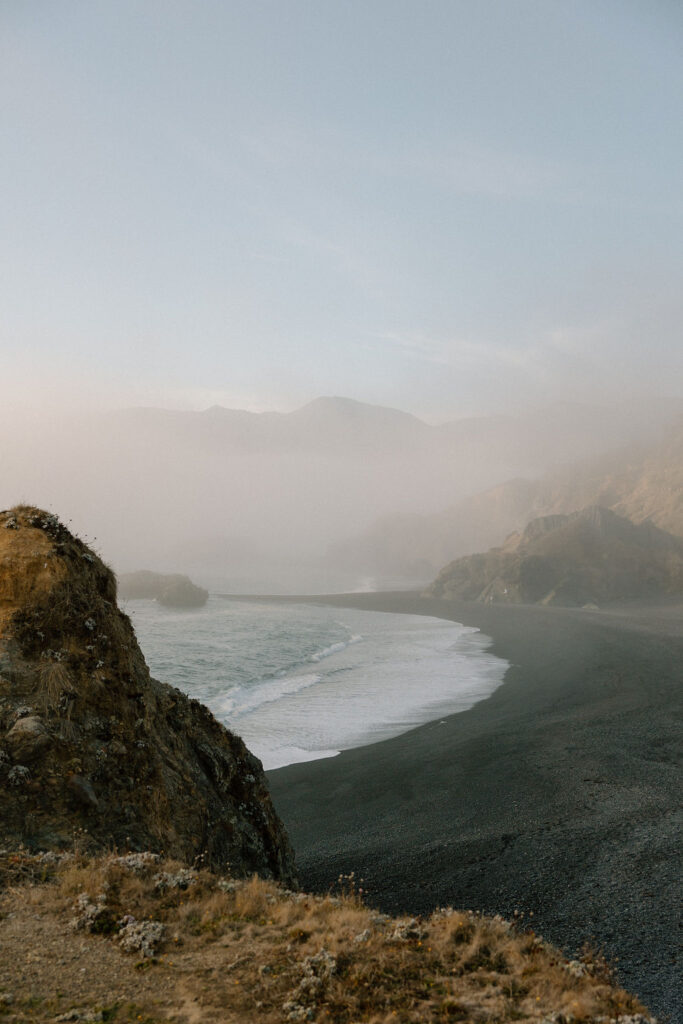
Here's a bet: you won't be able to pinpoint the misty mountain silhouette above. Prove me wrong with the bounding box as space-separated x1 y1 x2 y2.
424 505 683 606
107 395 674 461
336 415 683 581
9 395 681 591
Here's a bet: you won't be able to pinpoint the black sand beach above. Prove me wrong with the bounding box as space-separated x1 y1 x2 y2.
268 594 683 1021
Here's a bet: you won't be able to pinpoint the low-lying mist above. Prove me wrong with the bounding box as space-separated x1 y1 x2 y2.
2 395 680 594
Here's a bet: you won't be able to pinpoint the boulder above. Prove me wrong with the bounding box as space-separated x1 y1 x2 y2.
5 716 50 763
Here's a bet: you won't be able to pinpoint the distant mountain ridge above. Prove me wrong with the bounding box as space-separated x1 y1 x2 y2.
424 505 683 606
108 396 430 456
6 394 681 591
107 395 676 462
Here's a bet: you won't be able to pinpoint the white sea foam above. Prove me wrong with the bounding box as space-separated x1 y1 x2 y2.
225 672 323 715
125 598 509 771
256 745 341 771
310 633 362 662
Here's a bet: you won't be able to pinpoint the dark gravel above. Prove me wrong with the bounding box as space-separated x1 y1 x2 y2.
268 594 683 1022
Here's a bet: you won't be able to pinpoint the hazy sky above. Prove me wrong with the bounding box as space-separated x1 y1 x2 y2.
2 0 682 420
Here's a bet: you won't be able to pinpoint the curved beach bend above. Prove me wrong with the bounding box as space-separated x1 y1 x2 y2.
268 594 683 1021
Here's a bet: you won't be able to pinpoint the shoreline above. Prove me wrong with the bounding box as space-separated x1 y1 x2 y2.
267 593 683 1021
211 594 509 771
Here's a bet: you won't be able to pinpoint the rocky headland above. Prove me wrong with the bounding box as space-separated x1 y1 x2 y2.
425 505 683 606
117 570 209 608
0 506 295 882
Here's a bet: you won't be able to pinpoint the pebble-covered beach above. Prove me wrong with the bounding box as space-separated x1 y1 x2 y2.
269 594 683 1023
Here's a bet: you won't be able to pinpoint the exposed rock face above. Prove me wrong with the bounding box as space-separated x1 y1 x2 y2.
0 506 296 884
118 570 208 608
425 505 683 606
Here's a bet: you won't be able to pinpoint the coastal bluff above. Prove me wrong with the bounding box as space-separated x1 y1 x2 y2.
425 504 683 606
118 569 209 608
0 506 296 884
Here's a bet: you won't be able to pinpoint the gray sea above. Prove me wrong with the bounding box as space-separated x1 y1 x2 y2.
123 597 508 770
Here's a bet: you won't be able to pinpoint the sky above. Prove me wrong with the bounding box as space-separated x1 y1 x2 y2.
2 0 682 421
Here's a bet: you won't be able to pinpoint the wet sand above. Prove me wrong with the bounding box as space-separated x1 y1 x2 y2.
267 594 683 1021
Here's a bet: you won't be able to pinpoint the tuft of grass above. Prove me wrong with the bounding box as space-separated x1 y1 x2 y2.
38 660 74 711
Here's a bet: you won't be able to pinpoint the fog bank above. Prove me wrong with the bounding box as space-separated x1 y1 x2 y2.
1 395 680 593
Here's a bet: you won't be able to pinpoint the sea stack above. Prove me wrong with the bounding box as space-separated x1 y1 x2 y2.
0 506 296 884
118 570 209 608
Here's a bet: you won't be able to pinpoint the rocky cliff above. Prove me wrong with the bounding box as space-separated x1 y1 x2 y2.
118 569 209 607
425 505 683 606
0 506 296 884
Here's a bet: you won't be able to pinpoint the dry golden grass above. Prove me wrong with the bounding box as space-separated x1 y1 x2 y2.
0 510 60 635
0 505 149 723
0 851 653 1024
37 659 74 710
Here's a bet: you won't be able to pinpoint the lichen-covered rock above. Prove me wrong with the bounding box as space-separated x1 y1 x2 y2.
72 892 117 934
389 916 428 942
117 916 164 957
153 868 196 893
0 506 296 885
5 715 50 762
111 852 160 873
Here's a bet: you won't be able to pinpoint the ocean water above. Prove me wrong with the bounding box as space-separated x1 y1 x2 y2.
123 598 508 770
